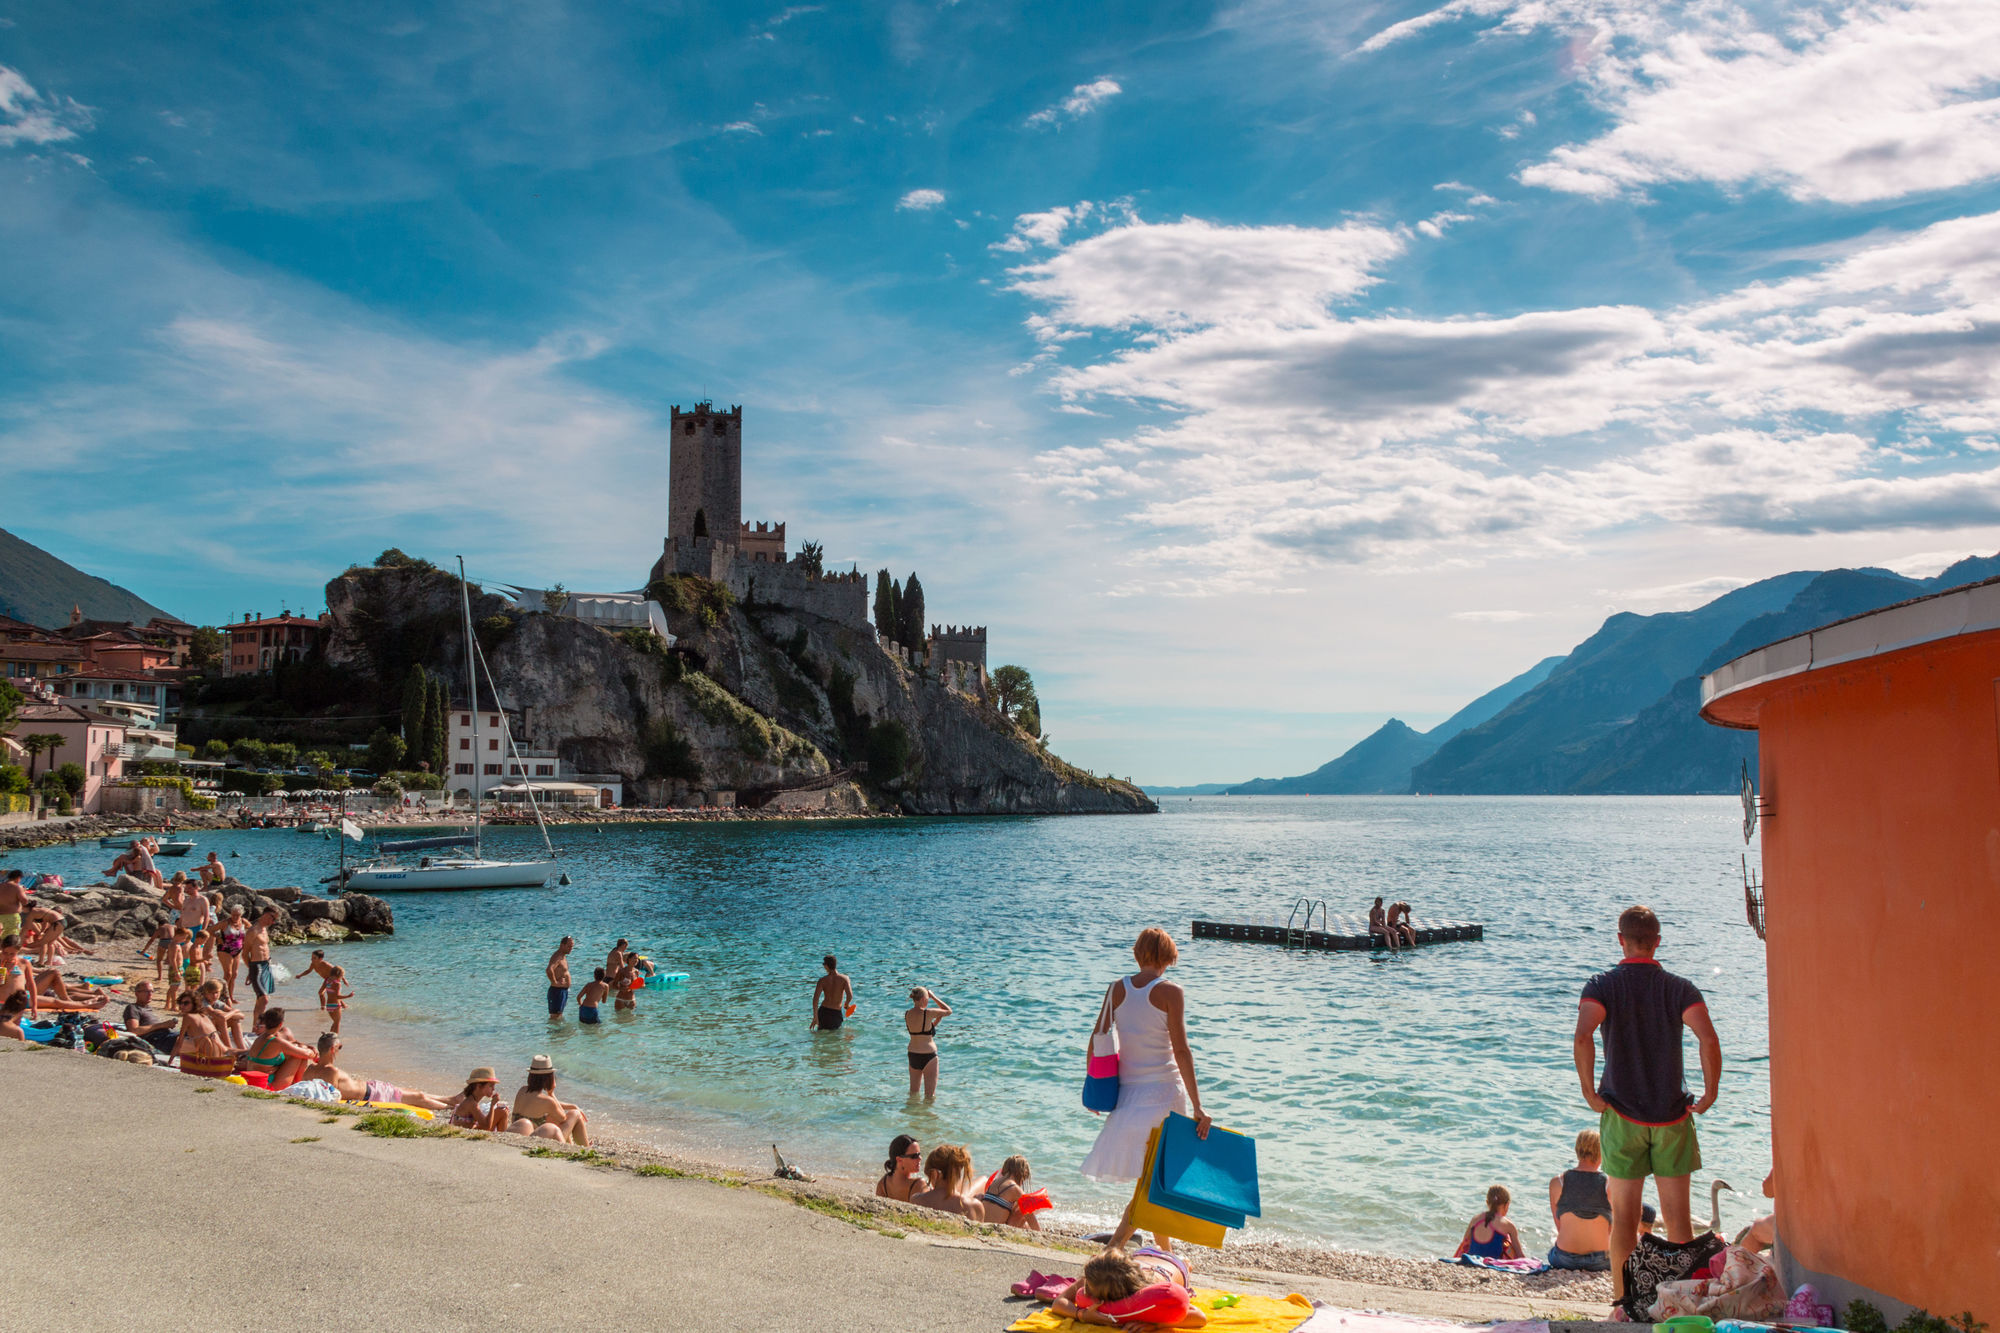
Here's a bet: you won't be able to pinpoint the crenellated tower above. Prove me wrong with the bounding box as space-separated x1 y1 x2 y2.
668 402 742 545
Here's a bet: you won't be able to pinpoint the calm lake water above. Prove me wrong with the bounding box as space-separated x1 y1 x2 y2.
22 797 1771 1255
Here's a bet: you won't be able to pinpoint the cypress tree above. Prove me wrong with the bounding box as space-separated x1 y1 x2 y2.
873 570 896 640
425 676 450 775
899 573 926 654
401 666 429 763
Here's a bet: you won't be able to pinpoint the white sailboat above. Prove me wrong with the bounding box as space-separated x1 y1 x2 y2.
331 559 561 893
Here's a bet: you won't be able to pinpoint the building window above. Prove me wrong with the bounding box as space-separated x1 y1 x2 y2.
488 715 499 727
483 764 501 776
460 714 469 725
455 763 474 775
508 764 522 775
534 764 554 777
138 685 156 700
488 738 498 750
459 737 470 750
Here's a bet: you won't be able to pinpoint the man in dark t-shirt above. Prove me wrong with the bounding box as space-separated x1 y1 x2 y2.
1574 904 1722 1302
121 980 180 1056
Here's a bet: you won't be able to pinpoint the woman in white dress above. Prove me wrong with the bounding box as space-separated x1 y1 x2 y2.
1081 927 1212 1251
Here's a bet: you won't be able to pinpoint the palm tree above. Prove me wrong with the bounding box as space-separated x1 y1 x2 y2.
19 733 63 779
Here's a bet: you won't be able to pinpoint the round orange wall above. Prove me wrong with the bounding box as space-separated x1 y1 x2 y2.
1754 630 2000 1321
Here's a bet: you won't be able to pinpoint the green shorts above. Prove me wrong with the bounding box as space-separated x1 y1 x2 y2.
1599 1107 1701 1180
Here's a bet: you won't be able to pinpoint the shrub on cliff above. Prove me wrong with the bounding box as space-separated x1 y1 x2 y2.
866 720 912 783
641 717 703 784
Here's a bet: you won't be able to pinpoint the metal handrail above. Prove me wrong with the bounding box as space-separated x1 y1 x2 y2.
1283 897 1329 947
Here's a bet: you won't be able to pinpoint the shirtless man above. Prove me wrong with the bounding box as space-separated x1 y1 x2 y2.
196 851 228 888
241 908 278 1022
605 938 629 981
1386 901 1418 948
297 1033 451 1110
0 933 102 1013
810 954 853 1031
1369 897 1400 951
546 936 574 1019
104 842 163 890
0 869 59 943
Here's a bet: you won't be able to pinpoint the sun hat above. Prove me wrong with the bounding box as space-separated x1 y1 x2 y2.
527 1054 557 1075
467 1066 497 1083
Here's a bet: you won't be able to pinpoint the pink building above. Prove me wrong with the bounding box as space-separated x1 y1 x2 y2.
7 701 128 812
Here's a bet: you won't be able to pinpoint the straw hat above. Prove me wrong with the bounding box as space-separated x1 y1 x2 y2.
467 1066 497 1083
527 1054 557 1075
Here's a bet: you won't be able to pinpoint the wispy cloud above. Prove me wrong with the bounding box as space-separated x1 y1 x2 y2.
719 120 763 135
1025 77 1123 129
897 187 946 211
0 65 93 148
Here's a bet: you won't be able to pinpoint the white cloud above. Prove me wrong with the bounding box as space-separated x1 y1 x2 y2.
719 121 762 136
1008 204 2000 587
1007 213 1407 330
1025 77 1123 128
897 187 946 211
0 65 93 148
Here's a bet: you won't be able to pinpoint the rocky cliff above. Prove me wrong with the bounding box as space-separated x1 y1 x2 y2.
323 562 1152 816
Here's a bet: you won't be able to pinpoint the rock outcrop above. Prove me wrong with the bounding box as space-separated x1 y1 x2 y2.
44 879 393 947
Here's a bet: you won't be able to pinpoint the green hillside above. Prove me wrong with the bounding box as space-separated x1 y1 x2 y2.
0 527 178 629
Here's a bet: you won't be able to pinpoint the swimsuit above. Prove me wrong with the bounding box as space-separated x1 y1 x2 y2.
217 929 245 958
906 1012 940 1070
546 985 569 1016
0 913 19 937
578 1004 600 1024
364 1080 403 1104
242 1037 289 1074
816 1005 843 1030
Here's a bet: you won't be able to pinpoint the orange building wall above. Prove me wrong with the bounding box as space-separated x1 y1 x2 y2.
1753 630 2000 1321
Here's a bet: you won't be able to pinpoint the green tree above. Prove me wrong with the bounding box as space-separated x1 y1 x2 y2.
640 717 703 784
265 742 298 770
200 739 229 760
231 737 269 767
0 678 24 736
898 573 926 653
365 728 406 774
400 664 430 760
19 733 64 779
424 676 449 774
991 665 1038 723
873 570 897 640
1018 701 1042 739
188 625 226 674
303 750 337 779
541 583 570 614
0 765 28 795
53 762 86 797
797 541 824 576
865 719 913 783
372 776 405 801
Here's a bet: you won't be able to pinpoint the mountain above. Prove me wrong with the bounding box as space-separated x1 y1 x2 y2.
0 527 177 629
1415 554 2000 794
1143 783 1239 796
1228 655 1564 794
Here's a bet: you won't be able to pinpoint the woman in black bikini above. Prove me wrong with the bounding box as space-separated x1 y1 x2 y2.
904 986 951 1098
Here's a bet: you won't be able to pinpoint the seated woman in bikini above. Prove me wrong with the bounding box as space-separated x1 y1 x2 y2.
876 1134 926 1202
510 1056 591 1145
235 1007 316 1089
973 1155 1045 1231
171 990 239 1079
444 1067 514 1132
908 1143 979 1217
1048 1249 1207 1328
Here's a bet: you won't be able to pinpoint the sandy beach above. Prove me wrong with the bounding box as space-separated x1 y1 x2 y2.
27 926 1613 1328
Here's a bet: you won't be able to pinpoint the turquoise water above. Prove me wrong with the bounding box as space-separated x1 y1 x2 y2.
18 797 1771 1255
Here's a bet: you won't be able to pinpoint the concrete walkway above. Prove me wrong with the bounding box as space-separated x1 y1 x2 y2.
7 1049 1587 1331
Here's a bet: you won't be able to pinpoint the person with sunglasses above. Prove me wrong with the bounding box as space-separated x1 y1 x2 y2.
876 1134 926 1202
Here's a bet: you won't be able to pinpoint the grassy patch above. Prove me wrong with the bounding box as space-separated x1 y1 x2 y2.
353 1111 449 1139
294 1099 361 1115
634 1163 694 1179
240 1089 280 1100
192 1086 214 1094
523 1144 563 1157
290 1136 320 1144
319 1115 339 1123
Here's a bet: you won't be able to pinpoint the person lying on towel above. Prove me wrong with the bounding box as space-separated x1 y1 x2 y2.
1050 1250 1206 1328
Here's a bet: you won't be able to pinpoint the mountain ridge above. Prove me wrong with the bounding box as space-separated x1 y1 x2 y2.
0 528 178 629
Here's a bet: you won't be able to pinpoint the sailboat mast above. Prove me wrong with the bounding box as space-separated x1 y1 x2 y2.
458 556 482 861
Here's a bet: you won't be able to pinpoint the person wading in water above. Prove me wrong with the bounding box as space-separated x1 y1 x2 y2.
811 954 852 1031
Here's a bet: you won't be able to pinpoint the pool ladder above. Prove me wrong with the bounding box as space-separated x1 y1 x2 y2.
1284 897 1328 948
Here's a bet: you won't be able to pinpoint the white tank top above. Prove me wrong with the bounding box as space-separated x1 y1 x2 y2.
1112 975 1179 1087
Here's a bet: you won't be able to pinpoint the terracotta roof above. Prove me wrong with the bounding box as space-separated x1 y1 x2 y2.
58 665 189 683
0 643 90 662
229 615 327 629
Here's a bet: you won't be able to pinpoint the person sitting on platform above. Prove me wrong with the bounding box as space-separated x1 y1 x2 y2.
1386 901 1417 948
1368 897 1400 951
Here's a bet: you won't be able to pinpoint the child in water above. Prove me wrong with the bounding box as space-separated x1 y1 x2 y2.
319 965 354 1034
1050 1251 1205 1328
577 968 609 1025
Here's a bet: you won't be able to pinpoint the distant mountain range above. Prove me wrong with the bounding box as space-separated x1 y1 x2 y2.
0 528 178 629
1221 553 2000 797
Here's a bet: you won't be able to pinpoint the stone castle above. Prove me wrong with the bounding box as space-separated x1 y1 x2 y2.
649 403 987 692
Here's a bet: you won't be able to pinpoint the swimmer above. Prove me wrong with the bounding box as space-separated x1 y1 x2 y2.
577 968 608 1025
810 954 852 1032
1048 1250 1206 1328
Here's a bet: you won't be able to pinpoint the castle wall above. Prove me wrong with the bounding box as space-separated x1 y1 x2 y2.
668 404 742 543
732 560 870 628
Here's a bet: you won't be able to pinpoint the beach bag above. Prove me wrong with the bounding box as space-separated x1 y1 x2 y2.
1620 1231 1726 1321
1083 982 1120 1112
1653 1246 1786 1321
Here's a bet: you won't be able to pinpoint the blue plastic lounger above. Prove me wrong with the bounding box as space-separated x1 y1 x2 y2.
1149 1128 1247 1228
1154 1111 1261 1222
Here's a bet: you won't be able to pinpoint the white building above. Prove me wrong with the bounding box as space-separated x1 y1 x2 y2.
444 705 623 809
495 587 676 643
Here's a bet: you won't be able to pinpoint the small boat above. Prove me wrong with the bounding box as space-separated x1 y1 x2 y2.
97 832 147 849
156 838 196 856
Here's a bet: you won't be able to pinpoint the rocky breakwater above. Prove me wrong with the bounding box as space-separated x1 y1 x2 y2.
44 876 393 947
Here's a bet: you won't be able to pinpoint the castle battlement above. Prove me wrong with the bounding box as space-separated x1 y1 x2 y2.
930 624 987 643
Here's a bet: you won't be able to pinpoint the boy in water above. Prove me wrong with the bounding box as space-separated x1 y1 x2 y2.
1574 904 1723 1302
810 954 852 1031
577 968 609 1025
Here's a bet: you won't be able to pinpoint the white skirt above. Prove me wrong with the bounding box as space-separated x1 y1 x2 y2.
1079 1077 1188 1182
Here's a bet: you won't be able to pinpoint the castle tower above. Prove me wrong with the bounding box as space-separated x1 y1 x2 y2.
668 402 742 546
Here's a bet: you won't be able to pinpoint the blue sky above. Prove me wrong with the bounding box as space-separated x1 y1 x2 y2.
6 1 2000 783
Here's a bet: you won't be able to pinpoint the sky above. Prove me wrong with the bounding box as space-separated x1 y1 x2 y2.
5 1 2000 784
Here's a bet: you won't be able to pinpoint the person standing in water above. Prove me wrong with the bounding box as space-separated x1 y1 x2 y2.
1082 927 1212 1254
811 954 852 1031
545 937 573 1019
904 986 952 1098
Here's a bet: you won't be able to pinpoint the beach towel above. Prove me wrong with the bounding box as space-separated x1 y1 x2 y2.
1290 1313 1478 1333
1156 1111 1261 1219
1436 1254 1551 1274
283 1079 339 1102
1010 1290 1313 1333
1128 1126 1229 1248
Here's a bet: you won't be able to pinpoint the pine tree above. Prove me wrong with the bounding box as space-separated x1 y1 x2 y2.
874 570 896 639
401 666 429 762
425 676 450 774
899 573 926 654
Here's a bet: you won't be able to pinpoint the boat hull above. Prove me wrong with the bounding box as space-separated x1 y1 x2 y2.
339 859 554 892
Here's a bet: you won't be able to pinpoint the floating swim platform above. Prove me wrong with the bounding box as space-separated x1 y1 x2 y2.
642 972 688 989
1192 915 1483 951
